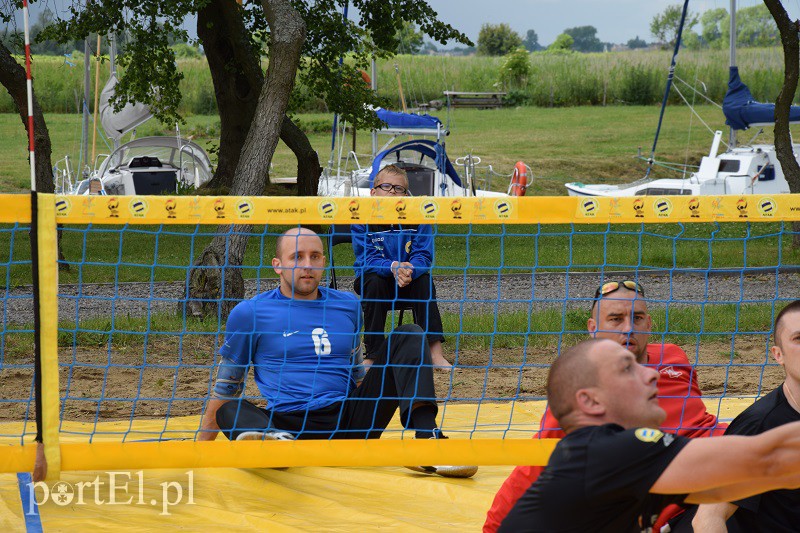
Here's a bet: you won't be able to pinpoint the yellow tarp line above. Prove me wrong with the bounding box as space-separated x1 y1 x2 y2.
36 193 61 481
0 439 556 474
36 194 800 224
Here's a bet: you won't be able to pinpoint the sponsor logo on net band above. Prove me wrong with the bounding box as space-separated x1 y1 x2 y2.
26 470 194 516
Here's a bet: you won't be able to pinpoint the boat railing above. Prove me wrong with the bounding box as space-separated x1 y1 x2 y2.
53 155 75 194
344 151 364 172
178 144 202 189
91 153 112 178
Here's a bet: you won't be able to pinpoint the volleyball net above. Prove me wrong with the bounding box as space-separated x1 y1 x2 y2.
2 193 799 479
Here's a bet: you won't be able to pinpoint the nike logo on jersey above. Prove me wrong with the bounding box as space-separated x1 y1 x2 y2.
660 366 683 378
282 331 300 337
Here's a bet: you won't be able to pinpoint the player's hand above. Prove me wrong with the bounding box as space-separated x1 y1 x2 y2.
396 262 413 287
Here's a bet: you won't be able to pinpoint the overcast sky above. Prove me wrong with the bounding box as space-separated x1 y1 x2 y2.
420 0 788 47
12 0 799 47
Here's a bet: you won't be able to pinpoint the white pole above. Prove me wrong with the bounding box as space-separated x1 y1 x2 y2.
22 0 35 190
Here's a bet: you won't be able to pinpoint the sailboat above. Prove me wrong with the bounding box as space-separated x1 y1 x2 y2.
317 61 528 198
565 0 796 198
59 36 213 196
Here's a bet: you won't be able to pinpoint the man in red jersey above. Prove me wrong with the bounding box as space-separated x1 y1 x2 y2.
484 280 726 532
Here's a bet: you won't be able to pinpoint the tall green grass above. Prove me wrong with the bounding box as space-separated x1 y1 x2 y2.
1 47 793 116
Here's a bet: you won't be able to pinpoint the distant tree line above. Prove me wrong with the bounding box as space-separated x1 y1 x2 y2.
650 3 778 49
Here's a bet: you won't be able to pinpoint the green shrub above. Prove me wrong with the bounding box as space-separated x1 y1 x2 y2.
617 64 661 105
499 48 532 90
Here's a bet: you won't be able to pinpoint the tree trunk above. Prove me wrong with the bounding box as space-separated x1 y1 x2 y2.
282 117 322 195
199 0 321 194
0 43 54 193
198 0 263 191
188 0 307 318
762 0 800 246
0 42 68 269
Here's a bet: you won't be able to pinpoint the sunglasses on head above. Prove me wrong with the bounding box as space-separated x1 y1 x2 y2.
594 280 645 299
373 183 408 195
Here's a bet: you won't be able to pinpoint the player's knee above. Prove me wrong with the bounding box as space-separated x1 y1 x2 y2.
388 324 428 362
395 323 424 335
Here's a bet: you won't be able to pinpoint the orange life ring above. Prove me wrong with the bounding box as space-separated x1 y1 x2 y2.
509 161 528 196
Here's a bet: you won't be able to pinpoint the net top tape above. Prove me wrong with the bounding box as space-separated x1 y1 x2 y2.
3 194 798 224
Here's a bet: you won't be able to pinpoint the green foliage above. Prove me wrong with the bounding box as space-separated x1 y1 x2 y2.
627 36 648 49
6 47 800 116
171 43 202 59
650 4 699 48
477 23 522 56
40 0 472 132
564 25 603 53
499 47 531 90
700 7 727 48
737 4 779 47
549 33 574 52
617 64 660 105
523 29 541 52
40 1 197 125
395 21 424 54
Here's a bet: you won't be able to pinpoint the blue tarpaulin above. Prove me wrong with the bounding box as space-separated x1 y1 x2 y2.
723 66 800 130
375 108 443 131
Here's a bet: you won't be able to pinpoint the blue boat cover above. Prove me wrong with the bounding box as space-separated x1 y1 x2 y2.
375 108 443 131
369 139 462 187
723 66 800 130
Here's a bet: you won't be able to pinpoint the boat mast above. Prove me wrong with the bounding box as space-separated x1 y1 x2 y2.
644 0 691 179
109 33 119 151
729 0 737 148
81 35 91 176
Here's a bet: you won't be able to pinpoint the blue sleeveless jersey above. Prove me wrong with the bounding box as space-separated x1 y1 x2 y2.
219 287 361 412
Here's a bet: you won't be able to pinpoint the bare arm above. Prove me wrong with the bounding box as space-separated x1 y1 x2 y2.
651 421 800 497
691 502 737 533
198 398 227 441
685 470 800 504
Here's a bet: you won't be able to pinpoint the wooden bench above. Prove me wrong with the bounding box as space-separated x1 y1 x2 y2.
443 91 506 109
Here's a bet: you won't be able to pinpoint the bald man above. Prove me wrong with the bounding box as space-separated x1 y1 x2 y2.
199 227 476 478
499 339 800 532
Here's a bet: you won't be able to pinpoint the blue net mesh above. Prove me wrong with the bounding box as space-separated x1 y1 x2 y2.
3 219 797 449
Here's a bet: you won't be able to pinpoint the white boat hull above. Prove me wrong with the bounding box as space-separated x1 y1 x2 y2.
565 142 792 198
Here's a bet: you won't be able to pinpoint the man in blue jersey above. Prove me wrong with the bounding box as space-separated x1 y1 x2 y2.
352 165 450 368
199 227 476 478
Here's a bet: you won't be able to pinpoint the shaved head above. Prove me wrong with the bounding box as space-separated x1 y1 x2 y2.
547 339 603 422
275 227 320 258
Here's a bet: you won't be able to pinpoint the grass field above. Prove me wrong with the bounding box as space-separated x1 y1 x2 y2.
3 103 796 194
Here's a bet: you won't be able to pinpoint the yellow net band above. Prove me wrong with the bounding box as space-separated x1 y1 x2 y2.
0 439 558 473
4 193 787 225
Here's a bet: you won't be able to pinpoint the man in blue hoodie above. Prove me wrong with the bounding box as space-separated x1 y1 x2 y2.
351 165 450 368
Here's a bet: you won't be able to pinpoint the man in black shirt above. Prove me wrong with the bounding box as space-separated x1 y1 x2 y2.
499 338 800 533
692 300 800 532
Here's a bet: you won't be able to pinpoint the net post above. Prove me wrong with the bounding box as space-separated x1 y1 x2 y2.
33 193 61 481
